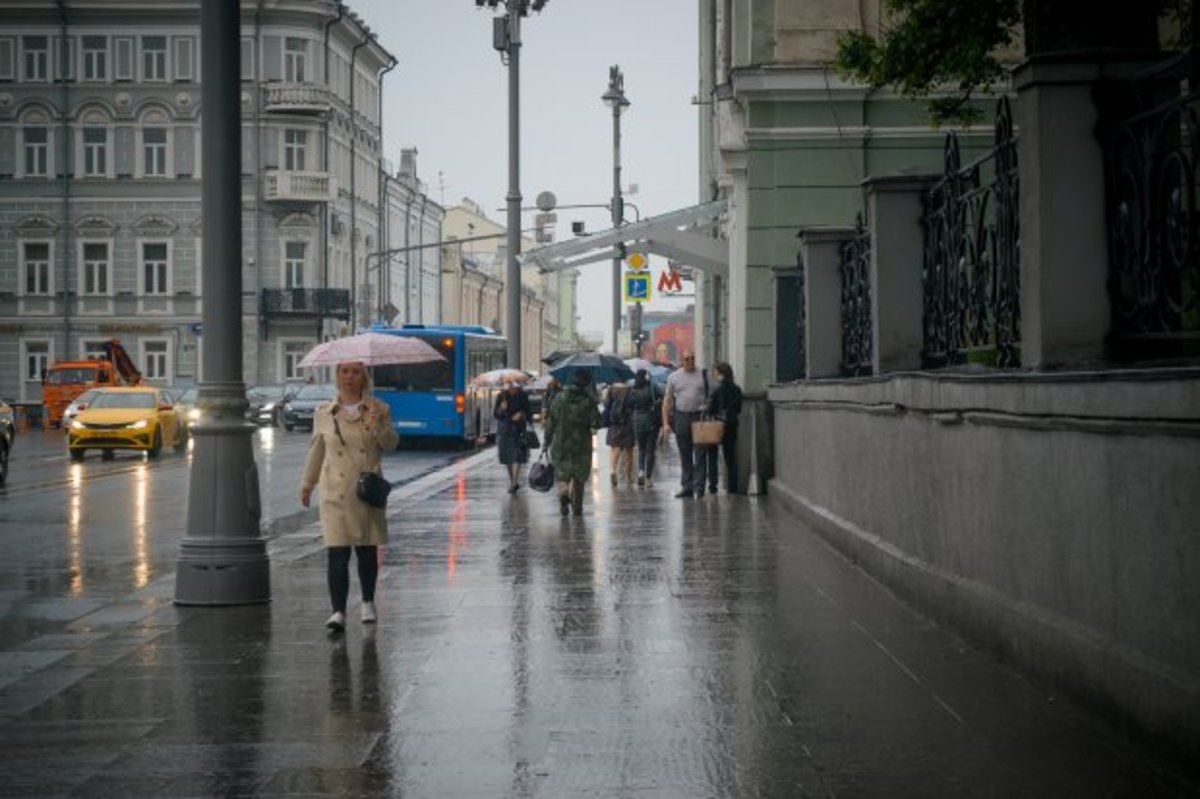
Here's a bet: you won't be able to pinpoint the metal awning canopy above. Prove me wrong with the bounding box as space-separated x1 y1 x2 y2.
519 199 728 278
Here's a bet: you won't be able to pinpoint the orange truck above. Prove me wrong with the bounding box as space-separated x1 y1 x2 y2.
43 339 143 427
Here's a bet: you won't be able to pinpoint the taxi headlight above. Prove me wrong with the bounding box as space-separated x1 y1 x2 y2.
187 408 201 422
70 419 85 430
128 419 149 430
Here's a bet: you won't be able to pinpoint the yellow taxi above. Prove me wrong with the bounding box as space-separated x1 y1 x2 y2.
67 386 187 461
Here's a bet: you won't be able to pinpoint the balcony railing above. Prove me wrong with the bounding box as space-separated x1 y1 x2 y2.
261 288 350 320
263 170 335 203
263 82 331 115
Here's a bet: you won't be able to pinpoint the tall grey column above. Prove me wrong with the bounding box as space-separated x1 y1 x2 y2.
175 0 270 605
504 4 523 368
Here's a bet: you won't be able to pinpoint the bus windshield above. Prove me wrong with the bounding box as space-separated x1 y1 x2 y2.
374 338 456 393
47 367 98 385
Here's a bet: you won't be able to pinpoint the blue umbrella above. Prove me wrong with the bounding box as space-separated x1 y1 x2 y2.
549 352 635 386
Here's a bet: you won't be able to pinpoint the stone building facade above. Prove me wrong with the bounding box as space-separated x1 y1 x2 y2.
0 0 392 401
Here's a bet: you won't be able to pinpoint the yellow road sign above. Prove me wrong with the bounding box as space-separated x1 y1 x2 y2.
626 252 648 270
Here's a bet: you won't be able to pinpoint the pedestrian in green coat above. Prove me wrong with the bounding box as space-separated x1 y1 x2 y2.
545 369 603 516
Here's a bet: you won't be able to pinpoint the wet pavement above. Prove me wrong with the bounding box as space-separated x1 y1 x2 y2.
0 438 1196 797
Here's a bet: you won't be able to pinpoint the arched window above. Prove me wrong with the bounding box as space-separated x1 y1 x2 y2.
137 106 173 178
17 106 54 178
77 106 112 178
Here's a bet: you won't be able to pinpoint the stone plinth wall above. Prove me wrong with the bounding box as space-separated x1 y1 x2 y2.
768 369 1200 759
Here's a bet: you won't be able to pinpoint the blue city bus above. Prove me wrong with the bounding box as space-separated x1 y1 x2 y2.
368 324 507 445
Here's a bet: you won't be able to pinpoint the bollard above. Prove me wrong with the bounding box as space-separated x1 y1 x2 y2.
746 403 762 496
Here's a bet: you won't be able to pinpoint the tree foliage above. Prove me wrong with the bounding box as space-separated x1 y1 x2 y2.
835 0 1021 125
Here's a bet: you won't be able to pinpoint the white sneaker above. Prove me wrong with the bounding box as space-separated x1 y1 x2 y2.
326 611 346 631
361 602 377 624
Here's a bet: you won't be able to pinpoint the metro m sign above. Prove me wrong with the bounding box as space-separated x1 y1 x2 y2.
657 267 683 294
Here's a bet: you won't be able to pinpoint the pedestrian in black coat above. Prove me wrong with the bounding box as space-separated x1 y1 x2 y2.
494 382 531 493
703 360 744 494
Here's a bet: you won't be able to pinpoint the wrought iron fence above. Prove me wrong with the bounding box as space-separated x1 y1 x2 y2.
921 97 1021 368
839 215 873 376
1105 54 1200 360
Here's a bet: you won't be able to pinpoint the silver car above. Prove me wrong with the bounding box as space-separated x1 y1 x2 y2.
61 388 102 431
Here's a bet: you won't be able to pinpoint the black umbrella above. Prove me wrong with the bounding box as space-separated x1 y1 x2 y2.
541 349 590 367
549 352 636 386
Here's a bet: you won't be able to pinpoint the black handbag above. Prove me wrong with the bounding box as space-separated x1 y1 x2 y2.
357 471 392 508
523 427 541 449
527 452 555 492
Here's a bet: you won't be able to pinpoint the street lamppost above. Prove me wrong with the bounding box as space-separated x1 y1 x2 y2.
602 65 630 355
476 0 548 369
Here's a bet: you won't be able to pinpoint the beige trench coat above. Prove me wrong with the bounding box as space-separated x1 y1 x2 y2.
301 402 399 547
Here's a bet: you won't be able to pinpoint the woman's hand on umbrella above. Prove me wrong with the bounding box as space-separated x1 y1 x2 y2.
364 399 389 429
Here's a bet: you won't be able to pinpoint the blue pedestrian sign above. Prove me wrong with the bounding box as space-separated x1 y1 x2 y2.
623 271 651 303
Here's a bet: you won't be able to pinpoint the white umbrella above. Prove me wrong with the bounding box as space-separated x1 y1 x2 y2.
298 332 445 369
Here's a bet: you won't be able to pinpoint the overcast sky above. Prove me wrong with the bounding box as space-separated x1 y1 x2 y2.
348 0 700 341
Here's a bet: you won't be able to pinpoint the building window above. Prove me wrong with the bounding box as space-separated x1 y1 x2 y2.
143 127 167 176
114 37 133 80
282 340 310 380
82 241 110 295
284 241 306 288
53 36 74 82
284 37 307 83
81 339 108 359
240 37 254 81
23 126 49 176
23 36 48 81
141 35 166 81
82 127 107 176
283 129 307 171
0 38 15 80
141 242 169 295
142 339 169 380
173 37 193 81
82 35 107 81
24 340 51 382
21 242 52 296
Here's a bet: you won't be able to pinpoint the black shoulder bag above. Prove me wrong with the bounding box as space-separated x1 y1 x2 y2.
333 412 392 509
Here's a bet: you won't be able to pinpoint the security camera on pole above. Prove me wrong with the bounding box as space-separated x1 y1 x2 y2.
475 0 549 370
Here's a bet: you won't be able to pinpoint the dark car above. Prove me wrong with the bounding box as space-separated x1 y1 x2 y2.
246 384 301 426
280 383 335 431
0 399 14 485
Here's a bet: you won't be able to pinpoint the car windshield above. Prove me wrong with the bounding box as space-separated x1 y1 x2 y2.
293 384 336 401
88 392 157 410
47 367 97 385
249 385 285 401
69 390 101 408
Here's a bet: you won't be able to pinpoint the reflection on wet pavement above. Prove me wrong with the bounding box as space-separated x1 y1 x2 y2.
0 443 1194 796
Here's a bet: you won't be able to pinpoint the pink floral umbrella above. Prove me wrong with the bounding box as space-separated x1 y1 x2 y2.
298 333 445 369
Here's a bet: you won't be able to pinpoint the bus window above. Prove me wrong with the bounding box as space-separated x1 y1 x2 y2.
374 338 455 393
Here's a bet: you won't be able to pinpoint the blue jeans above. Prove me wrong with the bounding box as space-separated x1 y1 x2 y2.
635 427 657 478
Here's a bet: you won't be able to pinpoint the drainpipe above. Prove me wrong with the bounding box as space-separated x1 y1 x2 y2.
322 3 344 309
417 194 426 322
253 0 264 381
349 36 369 330
376 55 396 323
403 193 411 322
56 0 72 359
